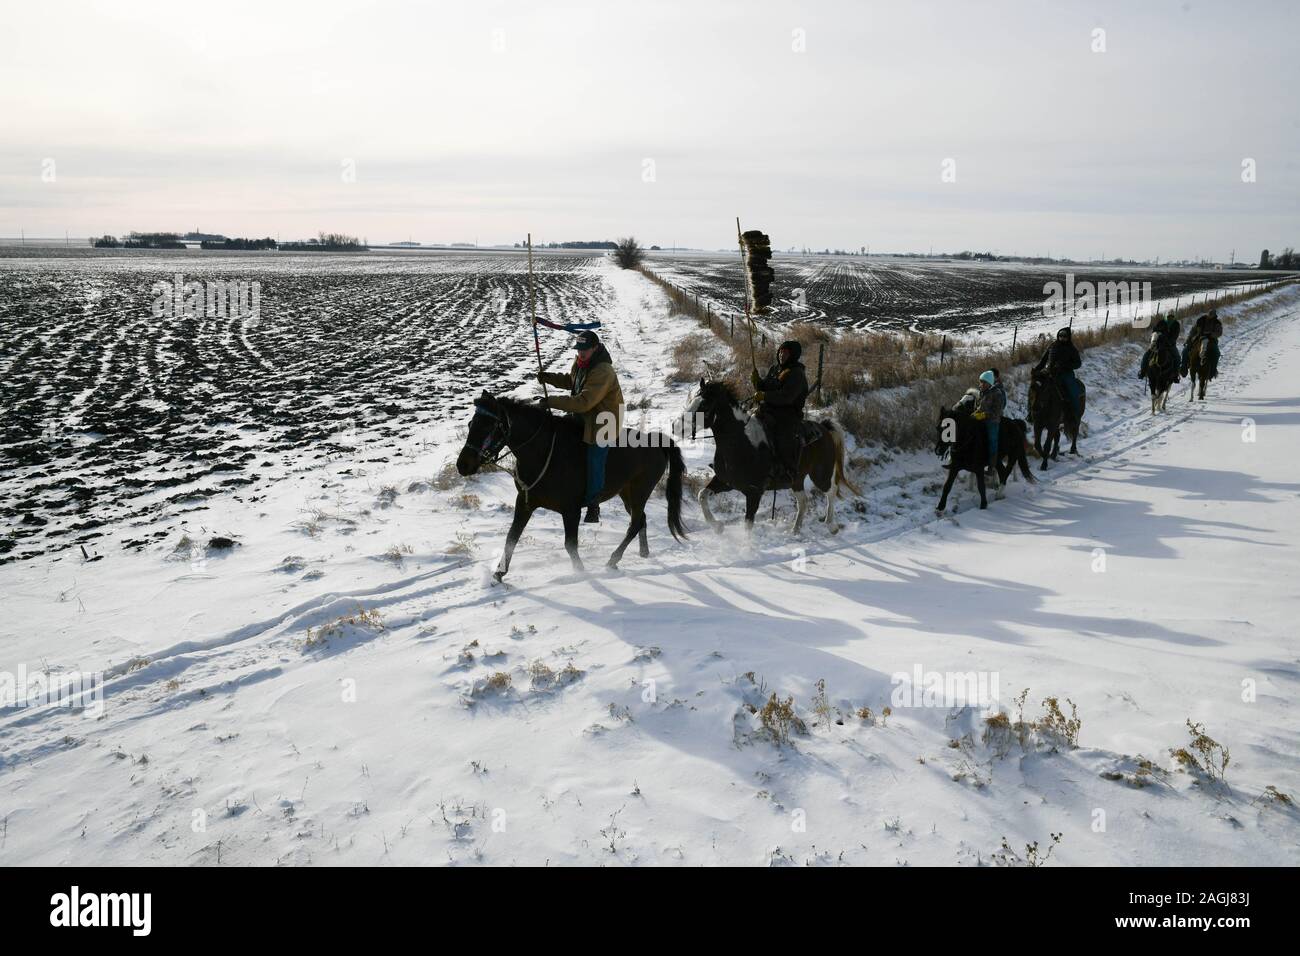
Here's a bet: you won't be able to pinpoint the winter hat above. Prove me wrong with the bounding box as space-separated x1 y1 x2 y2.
979 370 995 387
778 339 802 361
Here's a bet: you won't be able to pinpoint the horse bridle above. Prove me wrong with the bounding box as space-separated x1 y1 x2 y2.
470 403 544 466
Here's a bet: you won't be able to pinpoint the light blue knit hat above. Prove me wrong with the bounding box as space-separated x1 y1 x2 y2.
979 370 995 386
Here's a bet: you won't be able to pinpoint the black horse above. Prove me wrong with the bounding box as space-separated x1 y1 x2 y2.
690 379 859 534
1185 335 1218 401
1140 332 1180 414
935 403 1034 509
1028 370 1083 468
456 392 686 581
934 405 1036 513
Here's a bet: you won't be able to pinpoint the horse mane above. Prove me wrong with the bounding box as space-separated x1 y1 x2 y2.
492 394 582 438
701 379 740 406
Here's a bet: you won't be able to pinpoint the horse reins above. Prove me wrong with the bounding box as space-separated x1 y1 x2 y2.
471 404 556 505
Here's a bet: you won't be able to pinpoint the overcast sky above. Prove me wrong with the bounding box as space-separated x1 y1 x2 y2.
1 0 1296 260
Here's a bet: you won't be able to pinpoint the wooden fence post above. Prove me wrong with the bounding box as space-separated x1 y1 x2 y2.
815 342 825 405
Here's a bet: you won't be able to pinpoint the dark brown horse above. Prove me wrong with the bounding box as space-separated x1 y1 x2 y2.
1186 336 1217 401
1028 370 1084 468
690 379 859 534
1140 332 1181 414
456 392 686 581
934 405 1036 512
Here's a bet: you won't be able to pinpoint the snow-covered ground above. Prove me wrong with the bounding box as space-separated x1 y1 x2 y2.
1 263 1297 865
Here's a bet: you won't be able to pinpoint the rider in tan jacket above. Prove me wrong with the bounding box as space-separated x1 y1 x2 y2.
539 330 625 522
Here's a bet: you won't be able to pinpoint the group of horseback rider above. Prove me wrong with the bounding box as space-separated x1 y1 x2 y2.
1138 309 1223 382
536 309 1224 514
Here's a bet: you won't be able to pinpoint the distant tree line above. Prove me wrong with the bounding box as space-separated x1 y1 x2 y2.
201 237 277 250
280 232 368 252
90 232 185 249
513 240 618 249
1259 248 1298 269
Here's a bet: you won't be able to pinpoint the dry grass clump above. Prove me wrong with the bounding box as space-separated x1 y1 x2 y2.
445 530 475 556
1172 719 1230 782
982 688 1081 756
382 543 413 564
759 693 808 745
668 331 718 383
301 604 385 650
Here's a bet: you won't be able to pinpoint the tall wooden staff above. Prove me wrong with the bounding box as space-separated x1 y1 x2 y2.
736 216 758 374
528 233 549 403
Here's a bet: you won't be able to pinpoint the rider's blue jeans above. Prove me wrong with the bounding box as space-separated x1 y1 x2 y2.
985 420 999 464
585 443 608 505
1058 371 1082 420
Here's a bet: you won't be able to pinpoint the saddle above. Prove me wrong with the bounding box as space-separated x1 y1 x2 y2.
754 416 824 449
1028 373 1086 422
797 420 827 447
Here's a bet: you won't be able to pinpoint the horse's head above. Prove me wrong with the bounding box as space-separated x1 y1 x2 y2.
456 391 510 476
694 378 740 433
935 405 960 457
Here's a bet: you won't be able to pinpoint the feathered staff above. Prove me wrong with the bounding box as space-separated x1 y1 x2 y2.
736 217 774 374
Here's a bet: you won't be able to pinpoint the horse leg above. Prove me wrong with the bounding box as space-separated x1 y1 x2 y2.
976 468 988 509
617 489 650 557
823 481 839 533
494 496 535 581
744 491 762 533
560 508 585 573
1034 426 1048 470
937 465 958 513
992 462 1005 500
699 475 728 532
791 488 809 533
606 508 646 569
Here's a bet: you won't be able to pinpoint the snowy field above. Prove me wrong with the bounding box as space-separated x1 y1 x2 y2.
1 262 1297 866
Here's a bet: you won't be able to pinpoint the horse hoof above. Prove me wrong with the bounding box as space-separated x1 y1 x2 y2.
492 571 505 583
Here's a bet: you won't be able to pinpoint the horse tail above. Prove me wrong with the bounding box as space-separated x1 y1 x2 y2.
665 444 688 541
827 421 862 496
1013 420 1038 482
1022 420 1043 460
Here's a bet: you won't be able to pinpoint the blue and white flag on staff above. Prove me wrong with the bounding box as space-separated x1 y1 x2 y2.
534 316 602 332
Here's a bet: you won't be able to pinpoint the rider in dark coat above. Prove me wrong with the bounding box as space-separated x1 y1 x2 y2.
1181 309 1222 377
1139 314 1181 380
1033 327 1083 426
751 340 809 480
